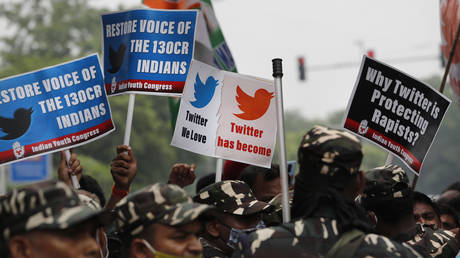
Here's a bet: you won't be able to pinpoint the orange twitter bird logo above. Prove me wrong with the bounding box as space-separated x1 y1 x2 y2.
234 86 274 120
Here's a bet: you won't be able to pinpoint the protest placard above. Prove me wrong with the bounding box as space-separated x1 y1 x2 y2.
0 54 114 165
171 60 222 156
215 72 276 168
101 9 198 96
343 56 450 175
143 0 237 72
171 60 276 168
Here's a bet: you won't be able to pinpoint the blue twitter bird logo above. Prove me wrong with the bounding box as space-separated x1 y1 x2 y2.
190 73 219 108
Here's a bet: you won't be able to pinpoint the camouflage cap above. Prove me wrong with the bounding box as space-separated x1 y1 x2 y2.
406 224 460 258
361 164 411 202
113 183 212 239
0 180 102 242
194 180 273 215
298 125 363 176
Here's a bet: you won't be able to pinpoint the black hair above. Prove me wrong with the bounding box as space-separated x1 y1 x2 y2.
413 191 441 219
437 203 460 228
119 223 157 258
442 181 460 193
437 187 460 214
196 173 216 194
238 164 281 189
79 175 106 207
362 191 414 223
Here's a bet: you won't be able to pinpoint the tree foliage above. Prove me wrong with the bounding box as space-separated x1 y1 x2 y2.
0 0 457 197
0 0 212 196
0 0 103 77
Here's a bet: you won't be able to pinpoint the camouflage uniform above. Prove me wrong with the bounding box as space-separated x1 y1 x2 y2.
232 125 424 258
113 183 212 239
194 180 273 258
362 164 460 257
261 189 294 226
361 164 411 202
0 180 104 254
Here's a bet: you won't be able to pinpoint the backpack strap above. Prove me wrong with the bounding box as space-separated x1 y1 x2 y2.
326 229 365 258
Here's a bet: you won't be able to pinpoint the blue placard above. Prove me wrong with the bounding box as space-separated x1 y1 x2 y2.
101 9 197 96
0 54 115 165
10 155 51 183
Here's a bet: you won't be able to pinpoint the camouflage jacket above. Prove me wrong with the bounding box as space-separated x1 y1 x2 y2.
201 238 230 258
401 224 460 258
232 217 423 258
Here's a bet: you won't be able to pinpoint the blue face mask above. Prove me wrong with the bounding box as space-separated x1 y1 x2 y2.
226 220 265 249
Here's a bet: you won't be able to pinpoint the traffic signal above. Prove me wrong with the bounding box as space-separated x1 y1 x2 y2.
367 49 375 58
298 56 306 81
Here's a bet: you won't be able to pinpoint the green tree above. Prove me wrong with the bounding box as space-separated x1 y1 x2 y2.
2 0 458 197
0 0 103 77
0 0 211 196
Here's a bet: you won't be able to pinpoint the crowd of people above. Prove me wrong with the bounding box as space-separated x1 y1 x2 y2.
1 125 459 257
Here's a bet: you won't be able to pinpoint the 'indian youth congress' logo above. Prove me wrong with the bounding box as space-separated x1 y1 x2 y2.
190 73 219 108
234 86 274 120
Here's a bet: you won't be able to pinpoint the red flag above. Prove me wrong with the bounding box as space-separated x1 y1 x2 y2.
142 0 200 9
440 0 460 100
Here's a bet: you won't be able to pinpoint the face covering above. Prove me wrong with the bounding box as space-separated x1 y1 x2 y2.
226 220 265 249
142 239 202 258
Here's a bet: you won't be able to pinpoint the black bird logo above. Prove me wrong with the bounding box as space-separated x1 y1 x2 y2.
108 43 127 74
0 108 33 140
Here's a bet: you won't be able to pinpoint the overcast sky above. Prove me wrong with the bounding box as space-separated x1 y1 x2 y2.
96 0 444 119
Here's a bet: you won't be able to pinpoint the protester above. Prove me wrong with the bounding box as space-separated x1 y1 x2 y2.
57 150 106 207
168 163 197 188
232 125 425 257
57 146 139 258
438 181 460 214
106 145 137 211
194 180 272 258
0 180 104 258
361 164 460 257
437 203 460 231
78 190 110 258
113 183 212 258
238 164 282 203
57 149 119 258
413 191 442 229
196 173 216 193
80 175 107 207
361 164 415 239
238 164 292 226
57 149 83 186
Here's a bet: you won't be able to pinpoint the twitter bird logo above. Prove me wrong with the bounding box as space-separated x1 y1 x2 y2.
108 43 127 74
234 86 274 120
190 73 219 108
0 108 33 140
